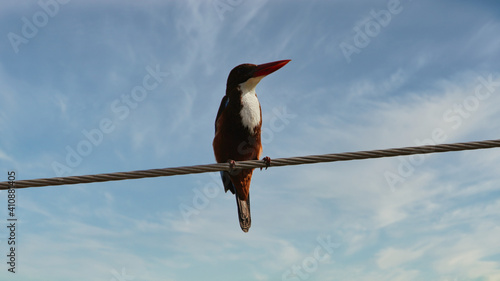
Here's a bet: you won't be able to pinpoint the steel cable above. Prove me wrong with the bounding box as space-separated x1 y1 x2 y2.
2 139 500 190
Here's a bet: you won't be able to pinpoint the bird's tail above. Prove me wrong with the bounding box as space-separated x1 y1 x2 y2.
220 171 252 232
235 193 251 232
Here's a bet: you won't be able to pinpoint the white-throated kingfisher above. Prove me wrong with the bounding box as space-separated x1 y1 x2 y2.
213 59 291 232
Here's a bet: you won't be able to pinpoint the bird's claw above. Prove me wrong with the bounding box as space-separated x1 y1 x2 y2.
228 160 236 173
261 156 271 170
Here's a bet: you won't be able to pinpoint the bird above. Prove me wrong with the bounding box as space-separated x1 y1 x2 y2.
213 59 291 232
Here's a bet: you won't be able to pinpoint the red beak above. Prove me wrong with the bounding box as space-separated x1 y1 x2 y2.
253 59 291 78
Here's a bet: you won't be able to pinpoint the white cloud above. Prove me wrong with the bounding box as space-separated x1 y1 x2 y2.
2 1 500 280
376 246 425 269
432 223 500 280
0 148 13 161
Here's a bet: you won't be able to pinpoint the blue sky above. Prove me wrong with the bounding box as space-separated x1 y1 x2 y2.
1 0 500 280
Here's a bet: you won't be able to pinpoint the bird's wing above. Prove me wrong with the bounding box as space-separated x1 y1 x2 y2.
215 95 232 193
220 171 235 194
214 95 229 132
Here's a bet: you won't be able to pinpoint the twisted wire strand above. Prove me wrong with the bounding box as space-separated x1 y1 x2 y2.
2 139 500 190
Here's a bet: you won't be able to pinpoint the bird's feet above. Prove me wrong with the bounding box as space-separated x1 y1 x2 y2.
261 156 271 170
228 159 236 173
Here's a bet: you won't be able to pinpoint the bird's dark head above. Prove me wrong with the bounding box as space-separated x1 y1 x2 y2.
226 60 291 94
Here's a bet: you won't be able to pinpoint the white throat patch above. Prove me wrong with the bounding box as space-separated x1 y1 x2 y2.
238 76 263 134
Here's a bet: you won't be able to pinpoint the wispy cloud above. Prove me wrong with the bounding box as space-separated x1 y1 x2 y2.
1 1 500 280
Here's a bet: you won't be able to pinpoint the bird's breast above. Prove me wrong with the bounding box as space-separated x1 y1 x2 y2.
239 91 261 134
